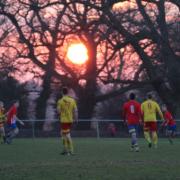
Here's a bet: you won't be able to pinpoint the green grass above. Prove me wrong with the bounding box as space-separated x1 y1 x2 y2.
0 138 180 180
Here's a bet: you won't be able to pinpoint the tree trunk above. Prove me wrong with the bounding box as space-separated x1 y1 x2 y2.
36 45 56 119
36 71 52 119
152 79 180 115
78 88 96 119
76 86 96 130
76 34 97 128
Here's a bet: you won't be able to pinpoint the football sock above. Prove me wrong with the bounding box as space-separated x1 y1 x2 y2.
131 132 137 146
8 128 19 139
144 131 151 144
62 136 68 152
68 139 74 153
152 131 158 145
67 134 74 153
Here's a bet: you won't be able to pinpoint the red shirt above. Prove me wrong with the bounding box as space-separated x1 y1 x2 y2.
108 125 116 134
7 105 17 125
163 111 176 126
123 100 141 125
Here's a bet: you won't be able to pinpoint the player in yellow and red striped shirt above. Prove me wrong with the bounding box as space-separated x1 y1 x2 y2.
141 94 164 148
57 87 78 155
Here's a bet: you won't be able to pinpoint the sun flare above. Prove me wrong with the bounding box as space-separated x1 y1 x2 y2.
67 43 88 65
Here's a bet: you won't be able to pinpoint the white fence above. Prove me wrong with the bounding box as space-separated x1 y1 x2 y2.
20 119 123 139
15 119 180 138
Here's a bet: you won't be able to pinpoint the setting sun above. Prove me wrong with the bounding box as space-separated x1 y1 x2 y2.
67 43 88 65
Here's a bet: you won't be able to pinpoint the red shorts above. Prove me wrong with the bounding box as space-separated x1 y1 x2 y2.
144 122 157 132
61 123 72 134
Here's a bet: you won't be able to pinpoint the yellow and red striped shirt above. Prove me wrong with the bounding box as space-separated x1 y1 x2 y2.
141 100 163 122
57 96 77 123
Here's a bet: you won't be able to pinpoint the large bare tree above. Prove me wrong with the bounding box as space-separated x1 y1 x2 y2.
0 0 179 119
96 0 180 113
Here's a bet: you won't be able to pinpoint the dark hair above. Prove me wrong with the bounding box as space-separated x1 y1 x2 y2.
62 87 68 95
129 93 135 100
147 93 152 99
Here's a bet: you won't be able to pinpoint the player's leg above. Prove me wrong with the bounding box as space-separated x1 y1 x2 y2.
169 131 173 144
6 127 19 144
151 122 158 148
128 125 139 152
60 123 69 155
171 129 176 144
0 127 6 143
128 125 135 151
64 123 74 155
172 125 177 140
144 122 152 148
167 125 176 144
5 124 12 143
66 132 74 155
61 132 68 154
134 125 140 152
152 131 158 148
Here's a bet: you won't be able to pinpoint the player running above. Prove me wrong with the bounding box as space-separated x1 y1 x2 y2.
0 101 6 144
141 94 164 148
6 100 24 144
57 87 78 155
123 93 142 152
161 105 176 144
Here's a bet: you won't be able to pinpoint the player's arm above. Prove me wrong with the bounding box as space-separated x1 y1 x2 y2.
137 104 143 124
73 107 78 123
156 104 164 121
2 111 8 123
2 108 6 122
140 103 144 122
72 99 78 123
15 116 25 126
161 118 167 127
2 112 7 123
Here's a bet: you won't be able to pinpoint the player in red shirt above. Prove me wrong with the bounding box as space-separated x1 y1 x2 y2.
6 101 24 144
107 123 117 137
123 93 142 152
161 105 176 144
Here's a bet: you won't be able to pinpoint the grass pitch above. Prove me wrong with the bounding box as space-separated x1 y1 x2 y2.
0 138 180 180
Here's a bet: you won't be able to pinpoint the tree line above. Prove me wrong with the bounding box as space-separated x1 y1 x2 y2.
0 0 179 119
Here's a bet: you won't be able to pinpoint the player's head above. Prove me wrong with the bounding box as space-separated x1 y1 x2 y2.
147 93 152 100
129 93 136 100
62 87 69 95
162 104 167 112
0 101 4 108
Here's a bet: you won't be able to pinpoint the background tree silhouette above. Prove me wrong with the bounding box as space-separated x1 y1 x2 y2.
0 0 179 119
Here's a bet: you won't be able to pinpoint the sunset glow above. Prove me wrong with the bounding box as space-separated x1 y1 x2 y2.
67 43 88 65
